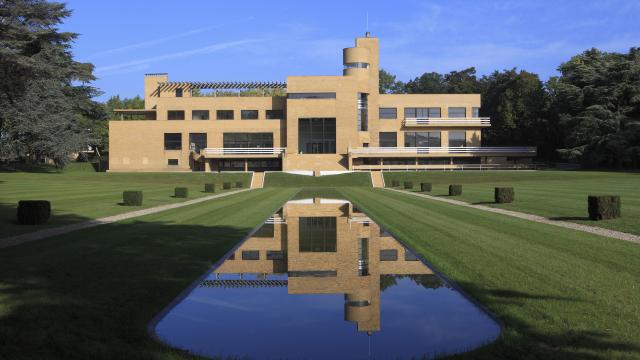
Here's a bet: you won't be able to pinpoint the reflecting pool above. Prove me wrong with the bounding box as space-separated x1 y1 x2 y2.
154 196 500 359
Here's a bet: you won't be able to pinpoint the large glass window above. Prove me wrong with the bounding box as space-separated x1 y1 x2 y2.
379 107 397 119
404 107 441 118
241 110 259 120
472 107 480 118
164 133 182 150
167 110 185 120
192 110 209 120
288 93 336 99
379 132 397 147
266 109 283 119
404 131 441 147
299 217 337 252
189 133 207 152
448 107 466 118
448 131 467 147
223 133 273 148
298 118 336 154
216 110 234 120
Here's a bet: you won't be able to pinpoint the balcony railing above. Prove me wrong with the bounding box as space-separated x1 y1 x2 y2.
403 117 491 127
202 147 286 156
349 146 536 155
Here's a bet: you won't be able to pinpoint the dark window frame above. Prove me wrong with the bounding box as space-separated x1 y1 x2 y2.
404 131 441 147
241 109 259 120
223 132 273 148
448 107 467 118
379 132 397 147
288 92 336 99
192 110 210 120
167 110 185 120
298 118 336 154
448 131 467 147
167 159 179 166
266 109 284 119
379 107 397 119
189 133 207 152
216 110 234 120
164 133 182 150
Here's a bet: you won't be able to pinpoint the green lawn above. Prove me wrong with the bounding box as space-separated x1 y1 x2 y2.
341 187 640 359
0 187 297 360
383 170 640 235
0 170 250 238
264 171 371 187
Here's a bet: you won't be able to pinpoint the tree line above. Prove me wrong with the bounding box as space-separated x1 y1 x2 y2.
380 48 640 168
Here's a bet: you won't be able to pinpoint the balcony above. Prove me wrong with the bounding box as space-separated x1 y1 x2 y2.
201 147 286 158
349 146 536 157
403 117 491 127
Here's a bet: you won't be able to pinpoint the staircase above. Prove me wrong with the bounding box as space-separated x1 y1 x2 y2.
370 171 385 188
251 172 265 189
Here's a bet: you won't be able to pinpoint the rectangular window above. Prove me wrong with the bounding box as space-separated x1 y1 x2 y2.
357 93 368 131
266 109 284 119
216 110 234 120
175 88 183 97
380 249 398 261
164 133 182 150
223 133 273 148
241 110 259 120
448 107 466 118
404 107 441 118
189 133 207 152
448 131 467 147
192 110 209 120
167 159 178 166
241 250 260 260
379 132 397 147
404 131 441 147
167 110 185 120
288 92 336 99
266 251 284 260
254 223 275 237
472 107 480 118
405 250 419 261
379 107 397 119
298 118 336 154
299 217 337 252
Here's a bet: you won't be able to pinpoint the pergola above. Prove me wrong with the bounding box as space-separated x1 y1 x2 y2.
154 81 287 95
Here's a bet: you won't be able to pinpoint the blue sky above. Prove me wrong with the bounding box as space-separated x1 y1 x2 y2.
60 0 640 100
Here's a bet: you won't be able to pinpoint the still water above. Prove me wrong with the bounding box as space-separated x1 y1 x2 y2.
154 196 500 359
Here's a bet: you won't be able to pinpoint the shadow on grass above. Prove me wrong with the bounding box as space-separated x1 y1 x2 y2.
0 219 253 360
0 202 96 239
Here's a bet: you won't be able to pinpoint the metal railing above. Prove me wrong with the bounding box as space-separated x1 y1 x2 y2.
353 163 543 171
202 147 286 156
349 146 537 155
403 117 491 127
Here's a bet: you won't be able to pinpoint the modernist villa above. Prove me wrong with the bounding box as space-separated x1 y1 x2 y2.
109 33 536 174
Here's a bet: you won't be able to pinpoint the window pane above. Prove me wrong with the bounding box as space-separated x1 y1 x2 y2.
223 133 273 148
216 110 234 120
298 118 336 154
379 132 397 147
164 133 182 150
404 108 416 118
189 133 207 152
299 217 337 252
416 108 429 118
449 131 466 147
167 110 185 120
379 107 397 119
472 107 480 118
192 110 209 120
404 132 416 147
167 159 179 166
415 132 429 147
448 107 466 118
428 107 441 118
429 131 441 147
241 110 259 120
266 109 283 119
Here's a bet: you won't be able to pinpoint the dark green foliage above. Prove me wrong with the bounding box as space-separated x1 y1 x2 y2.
223 182 231 190
420 183 432 192
204 183 215 193
17 200 51 225
404 181 413 189
391 180 400 187
588 195 621 220
174 187 188 198
449 184 462 196
122 191 142 206
495 187 515 203
235 181 243 188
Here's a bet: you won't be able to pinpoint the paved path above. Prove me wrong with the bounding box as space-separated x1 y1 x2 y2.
387 188 640 245
0 188 252 249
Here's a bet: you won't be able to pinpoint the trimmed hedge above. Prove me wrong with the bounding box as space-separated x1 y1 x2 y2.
404 181 413 190
420 183 432 192
17 200 51 225
204 183 215 193
391 180 400 188
449 184 462 196
235 181 243 188
495 187 515 203
223 182 231 190
122 191 143 206
588 195 621 220
174 187 188 198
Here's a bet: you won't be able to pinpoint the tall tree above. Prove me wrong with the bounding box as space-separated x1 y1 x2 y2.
378 69 405 94
0 0 102 165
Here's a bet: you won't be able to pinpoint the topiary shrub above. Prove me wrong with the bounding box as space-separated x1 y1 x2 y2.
204 183 215 193
420 183 432 192
588 195 621 220
17 200 51 225
391 180 400 187
495 187 514 203
404 181 413 190
174 187 188 198
449 184 462 196
223 182 231 190
235 181 243 188
122 191 143 206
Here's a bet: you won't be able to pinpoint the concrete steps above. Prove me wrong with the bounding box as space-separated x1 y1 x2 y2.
251 172 265 189
370 171 385 188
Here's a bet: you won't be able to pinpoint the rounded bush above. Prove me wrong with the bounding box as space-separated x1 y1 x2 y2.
588 195 621 220
17 200 51 225
420 183 432 192
495 187 515 203
174 187 189 198
204 183 215 193
122 191 143 206
223 182 231 190
449 184 462 196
